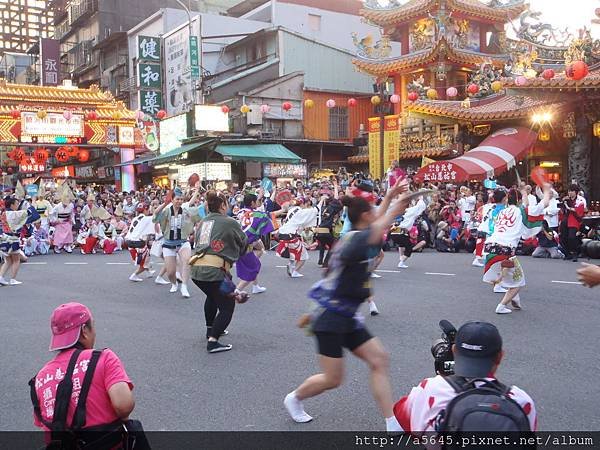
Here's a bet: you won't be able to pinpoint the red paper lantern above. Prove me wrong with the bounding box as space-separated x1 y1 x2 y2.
566 61 589 81
282 102 292 111
33 148 49 165
542 69 555 80
67 146 79 157
347 98 357 107
156 109 167 119
467 83 480 94
86 110 98 120
78 149 90 162
221 105 230 114
55 148 70 163
10 147 25 163
407 92 419 102
10 109 21 119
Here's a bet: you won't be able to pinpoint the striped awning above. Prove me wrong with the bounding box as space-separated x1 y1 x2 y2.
414 127 538 183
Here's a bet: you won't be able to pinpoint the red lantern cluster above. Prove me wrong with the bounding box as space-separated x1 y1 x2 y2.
407 92 419 102
156 110 167 120
566 61 589 81
33 148 49 165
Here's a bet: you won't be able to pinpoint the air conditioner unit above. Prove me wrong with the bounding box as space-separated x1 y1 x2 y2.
246 106 263 125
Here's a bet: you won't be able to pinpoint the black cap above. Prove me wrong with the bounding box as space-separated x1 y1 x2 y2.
454 321 502 378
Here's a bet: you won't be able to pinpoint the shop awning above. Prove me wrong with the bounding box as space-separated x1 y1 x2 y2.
414 127 538 183
114 154 157 167
145 139 216 166
215 143 302 163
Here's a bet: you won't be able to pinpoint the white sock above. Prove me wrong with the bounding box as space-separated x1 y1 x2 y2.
386 415 403 432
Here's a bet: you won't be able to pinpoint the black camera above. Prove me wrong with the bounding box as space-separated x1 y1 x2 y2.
431 320 457 376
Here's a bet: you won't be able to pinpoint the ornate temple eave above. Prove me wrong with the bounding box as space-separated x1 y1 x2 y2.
503 72 600 91
360 0 527 27
352 38 507 76
406 94 568 123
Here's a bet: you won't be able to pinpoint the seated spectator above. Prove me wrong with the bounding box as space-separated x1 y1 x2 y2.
435 221 459 253
532 221 564 259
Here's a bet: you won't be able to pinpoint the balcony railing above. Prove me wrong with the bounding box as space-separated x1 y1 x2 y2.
54 20 70 40
69 40 97 72
69 0 98 26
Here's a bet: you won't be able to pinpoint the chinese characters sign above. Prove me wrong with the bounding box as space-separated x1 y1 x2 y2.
414 161 462 183
138 63 161 89
139 91 163 116
136 34 163 117
137 36 161 62
368 115 400 179
190 36 200 80
21 112 84 137
383 115 400 170
368 117 382 179
40 38 60 86
19 157 46 173
263 163 307 178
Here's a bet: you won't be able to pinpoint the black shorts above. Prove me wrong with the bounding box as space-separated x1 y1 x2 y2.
314 328 373 358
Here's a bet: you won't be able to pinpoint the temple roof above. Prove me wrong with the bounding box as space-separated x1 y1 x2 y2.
353 37 507 76
361 0 527 27
406 93 568 122
0 80 135 119
503 71 600 90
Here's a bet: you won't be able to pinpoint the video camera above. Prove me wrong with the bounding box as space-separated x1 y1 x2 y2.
431 320 457 376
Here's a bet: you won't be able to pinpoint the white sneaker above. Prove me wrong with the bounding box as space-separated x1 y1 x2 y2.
0 277 9 286
511 294 522 310
169 283 179 293
493 284 508 293
291 271 304 278
369 301 379 316
155 276 170 285
129 273 144 282
252 285 267 294
181 284 190 298
284 392 313 423
472 258 485 267
397 261 408 268
495 304 512 314
9 279 22 285
371 272 382 278
145 269 156 278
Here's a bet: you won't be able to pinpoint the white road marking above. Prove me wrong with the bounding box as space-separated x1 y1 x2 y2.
425 272 456 276
551 280 582 285
64 262 88 265
276 265 288 268
106 262 131 265
23 262 47 265
375 269 402 273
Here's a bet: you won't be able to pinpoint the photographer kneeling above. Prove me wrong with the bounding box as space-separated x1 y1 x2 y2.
393 321 537 440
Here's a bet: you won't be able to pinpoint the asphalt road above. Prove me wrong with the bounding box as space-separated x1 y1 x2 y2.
1 248 599 432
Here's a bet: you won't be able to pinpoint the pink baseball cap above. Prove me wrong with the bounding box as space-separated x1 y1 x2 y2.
49 302 92 351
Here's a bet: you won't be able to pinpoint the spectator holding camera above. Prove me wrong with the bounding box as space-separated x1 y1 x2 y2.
393 321 537 436
562 184 585 262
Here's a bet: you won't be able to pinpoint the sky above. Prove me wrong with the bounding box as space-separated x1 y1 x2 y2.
379 0 600 38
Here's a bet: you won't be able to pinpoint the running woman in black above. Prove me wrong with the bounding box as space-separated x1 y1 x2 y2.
284 180 410 431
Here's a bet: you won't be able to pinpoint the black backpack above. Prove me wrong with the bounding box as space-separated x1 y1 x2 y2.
436 376 532 447
29 349 138 450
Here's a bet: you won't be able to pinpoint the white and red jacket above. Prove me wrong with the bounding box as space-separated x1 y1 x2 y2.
393 375 538 434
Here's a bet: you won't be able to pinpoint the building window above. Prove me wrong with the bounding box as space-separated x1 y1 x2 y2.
329 106 349 140
308 14 321 32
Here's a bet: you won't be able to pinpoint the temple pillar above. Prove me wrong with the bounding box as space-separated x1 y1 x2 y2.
568 107 592 195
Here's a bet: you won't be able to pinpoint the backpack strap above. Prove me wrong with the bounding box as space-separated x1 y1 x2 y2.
29 377 53 429
51 349 83 432
443 375 469 393
71 349 103 430
444 375 509 395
